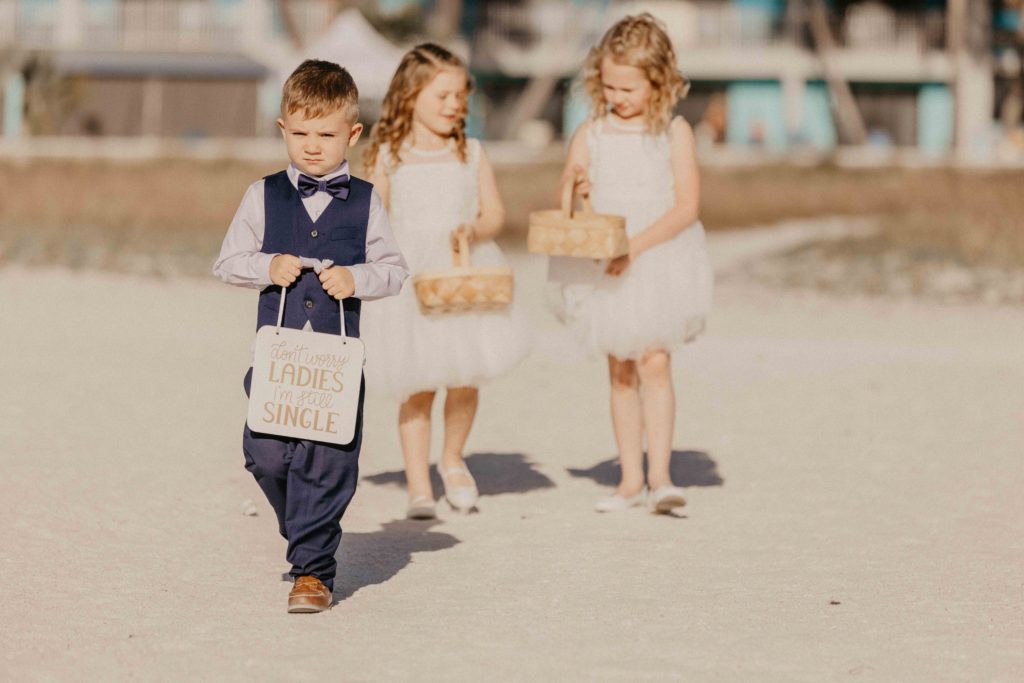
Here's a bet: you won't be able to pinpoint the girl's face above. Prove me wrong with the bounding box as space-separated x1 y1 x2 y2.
600 56 652 121
412 68 468 138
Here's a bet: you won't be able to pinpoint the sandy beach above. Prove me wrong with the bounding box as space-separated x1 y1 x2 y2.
1 225 1021 681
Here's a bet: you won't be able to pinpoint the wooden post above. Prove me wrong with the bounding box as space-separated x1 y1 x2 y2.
500 76 559 141
807 0 867 145
56 0 85 49
276 0 305 50
946 0 965 148
141 77 163 137
1 52 26 139
428 0 463 42
1011 3 1024 134
949 0 993 159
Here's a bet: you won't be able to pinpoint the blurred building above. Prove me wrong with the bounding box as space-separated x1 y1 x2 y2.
0 0 290 137
1 0 1020 161
473 0 1012 160
0 0 384 138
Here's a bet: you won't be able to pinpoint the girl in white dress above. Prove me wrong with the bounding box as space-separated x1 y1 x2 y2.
552 14 713 514
363 43 528 519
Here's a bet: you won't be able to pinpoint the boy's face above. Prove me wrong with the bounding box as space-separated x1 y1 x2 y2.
600 56 652 122
277 108 363 177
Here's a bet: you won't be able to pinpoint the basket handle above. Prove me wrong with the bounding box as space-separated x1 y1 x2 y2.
560 178 594 219
451 231 470 268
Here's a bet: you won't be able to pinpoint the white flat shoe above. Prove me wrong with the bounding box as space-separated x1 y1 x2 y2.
438 463 479 513
650 485 687 514
406 495 437 520
594 486 648 513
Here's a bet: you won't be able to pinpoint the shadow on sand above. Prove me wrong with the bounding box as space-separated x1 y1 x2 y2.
566 450 724 488
332 519 459 602
362 452 556 498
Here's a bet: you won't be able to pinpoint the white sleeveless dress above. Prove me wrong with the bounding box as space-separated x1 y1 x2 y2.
549 118 713 359
362 139 529 401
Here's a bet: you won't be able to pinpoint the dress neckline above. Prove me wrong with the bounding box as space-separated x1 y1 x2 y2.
604 116 646 133
401 140 455 157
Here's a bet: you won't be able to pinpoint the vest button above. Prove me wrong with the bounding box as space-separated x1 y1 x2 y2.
310 230 318 238
304 299 314 309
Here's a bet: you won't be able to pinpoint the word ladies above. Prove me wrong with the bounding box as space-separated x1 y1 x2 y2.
267 361 345 392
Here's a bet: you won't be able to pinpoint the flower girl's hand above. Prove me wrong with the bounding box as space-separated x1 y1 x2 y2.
270 254 302 287
572 165 592 196
319 266 356 300
605 252 632 277
451 223 477 250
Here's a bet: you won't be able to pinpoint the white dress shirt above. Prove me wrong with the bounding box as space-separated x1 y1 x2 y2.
212 161 409 300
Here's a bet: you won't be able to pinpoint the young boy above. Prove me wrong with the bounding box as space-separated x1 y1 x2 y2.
214 60 409 613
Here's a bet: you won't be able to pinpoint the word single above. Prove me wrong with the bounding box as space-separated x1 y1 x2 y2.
261 402 340 434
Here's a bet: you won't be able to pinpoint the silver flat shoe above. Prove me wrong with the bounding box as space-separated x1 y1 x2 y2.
594 486 648 513
649 485 687 514
406 495 437 520
438 463 479 513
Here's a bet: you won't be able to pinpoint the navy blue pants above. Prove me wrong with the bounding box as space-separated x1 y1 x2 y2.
243 369 363 592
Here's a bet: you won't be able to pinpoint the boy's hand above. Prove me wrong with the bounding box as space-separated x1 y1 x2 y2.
270 254 302 287
319 266 356 300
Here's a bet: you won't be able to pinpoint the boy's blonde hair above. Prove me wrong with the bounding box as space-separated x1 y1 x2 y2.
582 13 689 133
280 59 359 122
364 43 471 173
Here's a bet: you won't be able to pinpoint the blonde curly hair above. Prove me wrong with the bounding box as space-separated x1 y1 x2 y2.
280 59 359 122
364 43 471 174
582 13 690 133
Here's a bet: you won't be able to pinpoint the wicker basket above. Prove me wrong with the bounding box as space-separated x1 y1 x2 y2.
412 233 514 314
527 182 628 259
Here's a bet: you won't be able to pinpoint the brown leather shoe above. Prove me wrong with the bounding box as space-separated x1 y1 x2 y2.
287 576 332 613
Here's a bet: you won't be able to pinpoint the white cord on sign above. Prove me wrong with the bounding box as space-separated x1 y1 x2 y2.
274 257 346 341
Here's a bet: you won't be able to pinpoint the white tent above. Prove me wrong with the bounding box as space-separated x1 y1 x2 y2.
285 9 406 102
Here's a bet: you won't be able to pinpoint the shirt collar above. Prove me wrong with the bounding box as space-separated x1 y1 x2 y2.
287 161 350 190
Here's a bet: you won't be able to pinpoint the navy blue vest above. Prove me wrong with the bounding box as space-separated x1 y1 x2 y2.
256 170 371 337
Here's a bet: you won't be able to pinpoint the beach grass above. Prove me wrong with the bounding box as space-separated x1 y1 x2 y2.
1 158 1021 281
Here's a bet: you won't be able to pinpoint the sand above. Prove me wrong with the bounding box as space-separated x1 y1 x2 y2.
1 224 1021 681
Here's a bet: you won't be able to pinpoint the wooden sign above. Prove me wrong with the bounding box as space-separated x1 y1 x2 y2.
247 326 364 445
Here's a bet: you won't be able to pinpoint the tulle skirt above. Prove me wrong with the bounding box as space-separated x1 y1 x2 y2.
549 221 712 360
362 240 530 402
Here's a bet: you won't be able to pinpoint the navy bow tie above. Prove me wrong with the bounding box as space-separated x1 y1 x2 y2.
297 173 350 200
